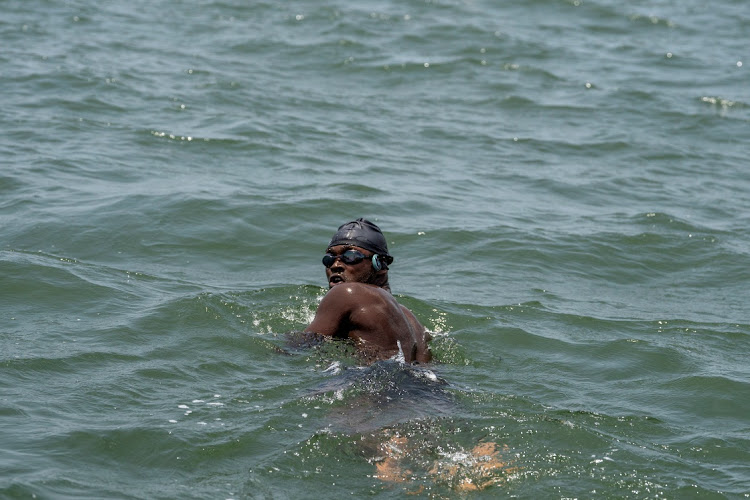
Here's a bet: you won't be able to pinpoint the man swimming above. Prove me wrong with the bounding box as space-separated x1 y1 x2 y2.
304 219 432 364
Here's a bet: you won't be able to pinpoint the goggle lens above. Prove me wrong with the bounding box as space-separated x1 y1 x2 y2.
322 250 368 268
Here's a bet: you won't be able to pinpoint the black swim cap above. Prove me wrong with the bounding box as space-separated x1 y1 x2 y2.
328 218 394 265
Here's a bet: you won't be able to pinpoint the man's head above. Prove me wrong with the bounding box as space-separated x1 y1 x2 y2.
322 218 393 290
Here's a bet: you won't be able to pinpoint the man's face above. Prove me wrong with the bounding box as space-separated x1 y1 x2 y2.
324 245 378 288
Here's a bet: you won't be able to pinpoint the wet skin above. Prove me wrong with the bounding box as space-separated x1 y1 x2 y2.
305 245 432 364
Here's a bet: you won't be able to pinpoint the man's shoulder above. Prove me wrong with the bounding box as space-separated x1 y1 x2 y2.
323 283 396 310
326 282 387 299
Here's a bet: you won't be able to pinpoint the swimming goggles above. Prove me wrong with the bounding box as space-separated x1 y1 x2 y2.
322 249 370 268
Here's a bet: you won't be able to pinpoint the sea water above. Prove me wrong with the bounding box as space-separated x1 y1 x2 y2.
2 0 749 498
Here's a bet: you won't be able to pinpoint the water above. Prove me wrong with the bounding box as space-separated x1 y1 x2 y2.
2 0 749 498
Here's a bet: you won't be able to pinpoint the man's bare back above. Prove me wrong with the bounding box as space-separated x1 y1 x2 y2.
306 282 431 363
303 219 432 364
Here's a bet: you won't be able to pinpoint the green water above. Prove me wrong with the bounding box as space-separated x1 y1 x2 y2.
2 0 749 498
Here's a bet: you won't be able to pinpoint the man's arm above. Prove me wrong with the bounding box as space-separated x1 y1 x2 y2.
304 285 354 338
400 305 432 363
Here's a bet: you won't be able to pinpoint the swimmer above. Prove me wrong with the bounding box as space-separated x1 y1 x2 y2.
304 219 432 364
301 221 515 492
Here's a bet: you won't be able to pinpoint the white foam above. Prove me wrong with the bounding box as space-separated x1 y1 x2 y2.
323 361 341 374
394 340 406 364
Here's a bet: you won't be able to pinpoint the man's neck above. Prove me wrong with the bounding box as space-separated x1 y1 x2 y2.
371 273 391 293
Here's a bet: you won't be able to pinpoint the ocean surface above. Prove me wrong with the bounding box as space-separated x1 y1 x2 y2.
2 0 749 498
